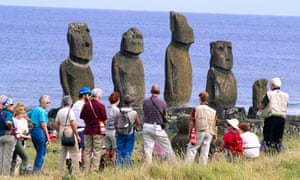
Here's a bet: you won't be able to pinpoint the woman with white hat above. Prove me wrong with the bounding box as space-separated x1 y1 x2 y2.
219 118 243 159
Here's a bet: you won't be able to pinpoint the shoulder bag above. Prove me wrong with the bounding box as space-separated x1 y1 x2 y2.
61 108 76 146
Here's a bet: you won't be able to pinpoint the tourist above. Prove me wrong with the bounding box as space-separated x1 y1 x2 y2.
0 97 16 177
116 95 141 167
28 95 51 174
142 84 176 164
259 77 289 154
11 102 30 175
185 91 218 165
80 88 107 173
55 95 81 174
238 122 260 158
72 87 91 168
104 92 120 167
219 118 243 160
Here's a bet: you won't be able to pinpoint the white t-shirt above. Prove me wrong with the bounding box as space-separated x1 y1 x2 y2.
72 100 85 127
55 107 76 137
240 131 260 158
13 117 29 139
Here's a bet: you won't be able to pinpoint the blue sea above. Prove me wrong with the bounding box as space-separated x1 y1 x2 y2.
1 6 300 115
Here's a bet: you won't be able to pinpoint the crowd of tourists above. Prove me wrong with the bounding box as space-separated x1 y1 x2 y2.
0 77 288 177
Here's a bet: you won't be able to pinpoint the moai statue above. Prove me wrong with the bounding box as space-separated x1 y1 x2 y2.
171 115 190 155
248 78 268 118
164 11 194 107
206 41 237 119
111 27 145 107
60 23 94 102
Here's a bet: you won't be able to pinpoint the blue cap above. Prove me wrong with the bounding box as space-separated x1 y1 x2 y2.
79 87 91 95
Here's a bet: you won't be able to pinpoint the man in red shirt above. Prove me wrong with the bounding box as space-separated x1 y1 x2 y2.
80 88 107 173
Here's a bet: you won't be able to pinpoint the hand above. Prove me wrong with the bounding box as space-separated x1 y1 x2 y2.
212 135 217 143
77 135 81 143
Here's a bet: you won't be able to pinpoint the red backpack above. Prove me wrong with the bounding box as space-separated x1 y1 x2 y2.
229 130 243 155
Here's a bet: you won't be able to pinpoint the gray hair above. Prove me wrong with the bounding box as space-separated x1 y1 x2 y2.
39 95 51 105
91 88 103 98
61 95 73 107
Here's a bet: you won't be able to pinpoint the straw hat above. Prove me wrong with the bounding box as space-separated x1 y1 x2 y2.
226 118 239 130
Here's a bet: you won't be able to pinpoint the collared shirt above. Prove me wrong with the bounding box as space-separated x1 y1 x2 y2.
80 99 107 135
27 106 48 127
143 96 167 124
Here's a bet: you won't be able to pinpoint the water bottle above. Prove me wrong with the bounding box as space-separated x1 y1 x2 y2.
190 128 197 145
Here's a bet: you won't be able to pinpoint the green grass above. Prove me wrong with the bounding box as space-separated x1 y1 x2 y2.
8 133 300 180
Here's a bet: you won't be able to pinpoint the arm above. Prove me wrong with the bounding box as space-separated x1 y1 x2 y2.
259 95 269 110
213 115 218 142
40 122 50 144
70 120 80 143
54 121 60 132
188 108 196 138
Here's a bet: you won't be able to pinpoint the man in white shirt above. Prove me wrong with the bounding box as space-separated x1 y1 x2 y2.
72 87 91 168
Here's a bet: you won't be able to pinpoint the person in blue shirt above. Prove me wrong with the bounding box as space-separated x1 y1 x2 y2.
27 95 51 174
0 97 16 177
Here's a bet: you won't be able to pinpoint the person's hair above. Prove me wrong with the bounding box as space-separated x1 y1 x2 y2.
238 122 250 132
91 88 103 98
150 85 160 94
109 92 120 104
199 91 209 102
61 95 73 107
14 106 26 116
123 95 134 105
39 95 50 105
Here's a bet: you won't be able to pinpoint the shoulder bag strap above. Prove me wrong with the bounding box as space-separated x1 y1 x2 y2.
89 101 98 119
64 108 71 126
150 97 164 117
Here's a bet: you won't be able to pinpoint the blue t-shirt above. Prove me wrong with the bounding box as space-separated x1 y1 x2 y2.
28 106 48 127
0 109 14 136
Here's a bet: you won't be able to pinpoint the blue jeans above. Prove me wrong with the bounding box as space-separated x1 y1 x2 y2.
31 127 47 173
116 133 135 167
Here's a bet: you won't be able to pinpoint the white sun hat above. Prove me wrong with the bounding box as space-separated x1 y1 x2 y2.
226 118 239 130
270 77 281 88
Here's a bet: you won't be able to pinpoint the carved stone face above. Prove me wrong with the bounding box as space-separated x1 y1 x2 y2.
67 23 93 61
210 41 233 70
121 27 144 55
170 11 194 44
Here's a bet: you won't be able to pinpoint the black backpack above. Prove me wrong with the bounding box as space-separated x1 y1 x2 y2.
116 111 132 135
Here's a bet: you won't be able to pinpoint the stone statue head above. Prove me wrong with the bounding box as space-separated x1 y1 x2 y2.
120 27 144 55
210 41 233 70
170 11 194 44
67 23 93 62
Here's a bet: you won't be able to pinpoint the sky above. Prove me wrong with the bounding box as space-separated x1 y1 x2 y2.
0 0 300 17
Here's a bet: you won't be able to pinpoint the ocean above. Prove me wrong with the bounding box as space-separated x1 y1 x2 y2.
1 6 300 114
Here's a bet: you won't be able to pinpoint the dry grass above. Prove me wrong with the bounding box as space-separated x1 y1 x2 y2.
6 134 300 180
